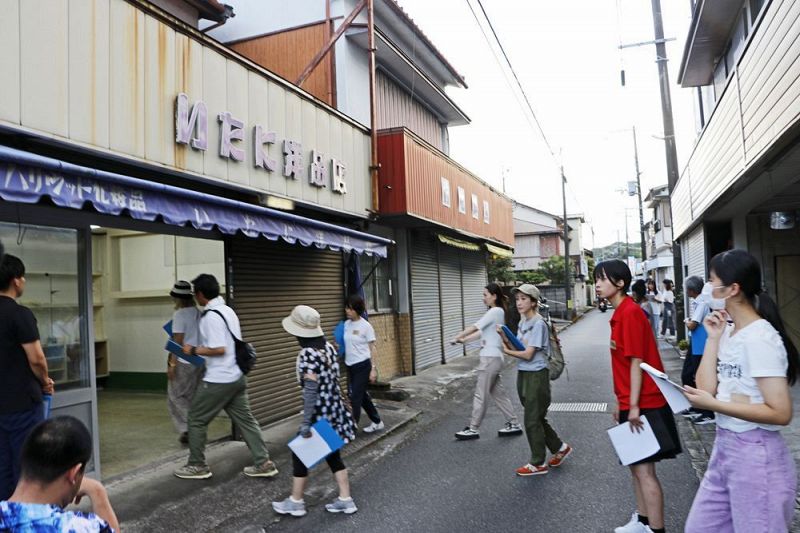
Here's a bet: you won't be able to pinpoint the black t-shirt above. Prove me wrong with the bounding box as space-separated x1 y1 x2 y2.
0 296 42 414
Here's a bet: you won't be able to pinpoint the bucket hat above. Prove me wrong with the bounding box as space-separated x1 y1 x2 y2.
512 283 541 301
170 280 193 299
282 305 324 338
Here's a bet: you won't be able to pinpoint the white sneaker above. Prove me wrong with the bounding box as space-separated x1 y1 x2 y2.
615 512 647 533
363 421 384 433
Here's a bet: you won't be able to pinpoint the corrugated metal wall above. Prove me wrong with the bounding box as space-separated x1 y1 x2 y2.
228 238 343 425
686 226 706 279
409 232 443 371
438 244 464 361
460 249 489 339
376 70 443 151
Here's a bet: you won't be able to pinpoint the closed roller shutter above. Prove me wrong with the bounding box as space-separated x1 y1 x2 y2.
410 232 443 371
227 238 343 425
438 243 464 361
686 227 706 279
460 249 488 356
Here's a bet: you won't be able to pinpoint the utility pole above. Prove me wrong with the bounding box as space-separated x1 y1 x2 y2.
632 127 647 262
561 164 572 320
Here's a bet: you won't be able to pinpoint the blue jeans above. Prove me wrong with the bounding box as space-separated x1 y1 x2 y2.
0 404 44 499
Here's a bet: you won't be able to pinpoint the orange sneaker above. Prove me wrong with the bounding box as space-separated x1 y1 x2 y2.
548 443 573 468
515 463 548 476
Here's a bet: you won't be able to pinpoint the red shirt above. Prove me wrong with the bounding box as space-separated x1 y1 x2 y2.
609 296 666 410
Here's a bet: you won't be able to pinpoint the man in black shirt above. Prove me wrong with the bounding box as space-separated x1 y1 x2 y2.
0 254 54 500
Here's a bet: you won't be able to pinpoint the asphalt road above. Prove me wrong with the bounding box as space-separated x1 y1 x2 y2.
259 310 700 533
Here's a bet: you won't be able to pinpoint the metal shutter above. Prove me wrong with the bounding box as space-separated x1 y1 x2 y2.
410 232 443 371
227 238 343 425
460 249 489 356
686 227 706 279
438 243 464 361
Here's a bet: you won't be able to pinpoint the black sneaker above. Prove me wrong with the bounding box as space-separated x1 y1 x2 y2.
693 414 716 425
455 427 480 440
497 422 523 436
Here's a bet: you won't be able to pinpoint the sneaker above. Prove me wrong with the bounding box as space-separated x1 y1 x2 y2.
497 422 523 436
174 464 212 479
693 414 716 425
243 460 279 478
680 409 700 419
547 443 573 467
272 497 307 517
455 427 480 440
515 463 548 476
325 497 358 514
363 421 384 434
615 512 647 533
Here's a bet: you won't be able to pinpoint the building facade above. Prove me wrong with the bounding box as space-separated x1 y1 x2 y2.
643 185 675 286
672 0 800 348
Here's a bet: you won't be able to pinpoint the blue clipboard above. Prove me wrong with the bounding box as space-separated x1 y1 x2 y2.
165 339 205 367
163 320 173 338
500 325 526 351
288 418 345 468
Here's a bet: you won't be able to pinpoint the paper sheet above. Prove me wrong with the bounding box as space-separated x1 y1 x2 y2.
607 415 661 466
640 362 691 413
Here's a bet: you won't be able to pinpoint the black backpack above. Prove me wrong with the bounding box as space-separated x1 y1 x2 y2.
205 309 257 375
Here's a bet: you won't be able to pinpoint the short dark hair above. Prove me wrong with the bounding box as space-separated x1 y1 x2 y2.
192 274 220 300
20 416 92 484
631 279 647 301
346 294 366 316
0 254 25 291
593 259 632 293
685 275 704 295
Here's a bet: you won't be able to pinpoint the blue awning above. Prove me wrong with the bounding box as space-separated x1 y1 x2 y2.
0 146 390 257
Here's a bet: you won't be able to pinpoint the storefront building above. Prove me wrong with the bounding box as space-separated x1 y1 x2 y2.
0 0 390 477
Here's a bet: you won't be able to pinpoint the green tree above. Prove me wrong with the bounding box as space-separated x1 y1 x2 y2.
587 256 596 283
518 270 548 285
536 255 567 284
488 255 516 283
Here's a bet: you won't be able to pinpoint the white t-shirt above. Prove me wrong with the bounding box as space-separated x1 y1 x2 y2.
344 318 376 366
716 319 788 432
662 290 675 304
474 306 505 358
172 306 200 365
199 296 243 383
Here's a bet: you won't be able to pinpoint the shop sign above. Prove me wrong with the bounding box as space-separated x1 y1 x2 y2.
175 93 347 194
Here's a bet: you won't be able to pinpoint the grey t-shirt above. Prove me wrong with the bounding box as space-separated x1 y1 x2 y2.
474 306 505 358
516 315 549 372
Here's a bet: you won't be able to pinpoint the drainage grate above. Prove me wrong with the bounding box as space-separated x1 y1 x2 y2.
548 402 608 413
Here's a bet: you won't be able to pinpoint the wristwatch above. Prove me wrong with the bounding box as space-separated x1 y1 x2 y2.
191 346 197 356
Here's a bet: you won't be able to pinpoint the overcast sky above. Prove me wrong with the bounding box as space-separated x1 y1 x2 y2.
395 0 697 249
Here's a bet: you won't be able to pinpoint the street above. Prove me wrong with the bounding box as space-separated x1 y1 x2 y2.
253 310 699 532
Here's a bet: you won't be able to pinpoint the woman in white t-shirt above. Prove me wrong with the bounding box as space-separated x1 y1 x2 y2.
166 281 203 444
660 280 676 338
645 279 661 339
683 249 799 532
451 283 522 441
343 295 383 434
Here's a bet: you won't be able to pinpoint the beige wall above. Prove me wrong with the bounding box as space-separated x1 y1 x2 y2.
369 312 412 380
0 0 371 217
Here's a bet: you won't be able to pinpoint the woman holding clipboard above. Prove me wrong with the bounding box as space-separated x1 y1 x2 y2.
272 305 357 518
594 260 681 533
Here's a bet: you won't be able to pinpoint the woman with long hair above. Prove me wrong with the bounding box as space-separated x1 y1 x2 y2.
595 261 680 533
660 280 676 339
343 295 383 433
645 279 661 339
452 283 522 440
683 249 798 532
166 281 203 445
272 305 357 517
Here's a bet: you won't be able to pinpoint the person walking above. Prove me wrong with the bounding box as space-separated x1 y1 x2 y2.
0 254 54 500
272 305 357 517
166 281 204 445
660 280 676 339
342 295 383 434
595 260 681 533
683 249 798 532
498 284 571 476
452 283 522 440
645 279 661 339
680 276 714 425
173 274 278 480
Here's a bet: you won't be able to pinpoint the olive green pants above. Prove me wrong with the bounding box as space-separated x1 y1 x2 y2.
516 369 563 465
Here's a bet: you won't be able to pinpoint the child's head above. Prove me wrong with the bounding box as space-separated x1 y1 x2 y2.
630 279 647 303
594 259 631 299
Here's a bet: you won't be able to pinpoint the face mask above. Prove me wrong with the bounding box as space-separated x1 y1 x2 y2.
701 282 729 310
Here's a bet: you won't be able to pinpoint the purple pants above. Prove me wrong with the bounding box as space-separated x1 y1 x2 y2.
685 427 796 532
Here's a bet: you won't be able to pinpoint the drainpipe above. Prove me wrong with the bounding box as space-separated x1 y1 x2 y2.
368 0 380 213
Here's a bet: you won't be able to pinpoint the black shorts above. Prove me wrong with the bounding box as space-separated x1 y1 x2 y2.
618 403 682 464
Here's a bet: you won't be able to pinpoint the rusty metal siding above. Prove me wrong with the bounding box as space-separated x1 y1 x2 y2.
377 129 513 246
228 237 343 425
228 23 333 106
0 0 371 218
376 70 443 151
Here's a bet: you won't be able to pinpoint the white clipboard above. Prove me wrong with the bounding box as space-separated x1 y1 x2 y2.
640 362 691 413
